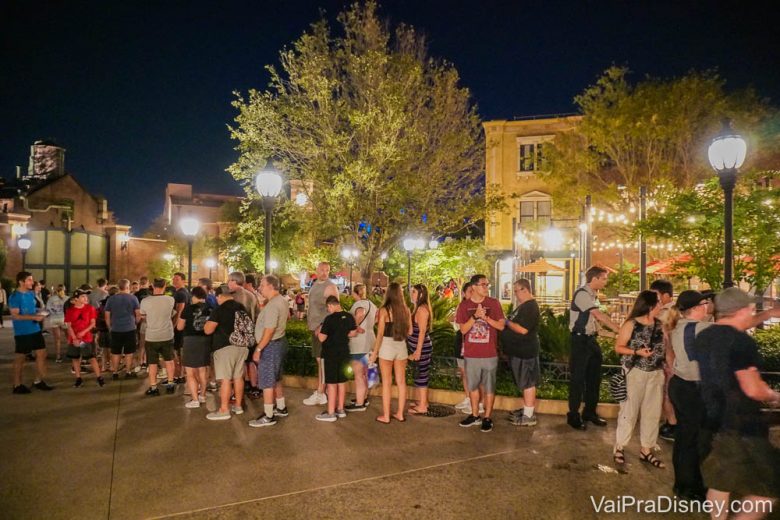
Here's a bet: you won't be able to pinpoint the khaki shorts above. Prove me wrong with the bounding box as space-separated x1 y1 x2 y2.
378 337 408 361
213 345 248 380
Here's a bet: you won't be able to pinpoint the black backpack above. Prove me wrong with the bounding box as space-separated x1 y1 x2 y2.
229 309 256 348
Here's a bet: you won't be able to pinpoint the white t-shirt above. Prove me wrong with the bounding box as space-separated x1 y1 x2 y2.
348 299 377 355
140 294 175 342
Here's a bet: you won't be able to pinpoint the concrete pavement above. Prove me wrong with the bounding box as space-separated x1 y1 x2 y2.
0 326 763 519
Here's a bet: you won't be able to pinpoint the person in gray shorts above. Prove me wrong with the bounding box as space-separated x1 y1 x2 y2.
303 262 339 406
455 274 506 433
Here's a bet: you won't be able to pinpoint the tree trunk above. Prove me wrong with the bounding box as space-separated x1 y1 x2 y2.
755 287 766 330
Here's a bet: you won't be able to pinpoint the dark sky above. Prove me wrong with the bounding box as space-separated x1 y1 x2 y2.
2 0 779 232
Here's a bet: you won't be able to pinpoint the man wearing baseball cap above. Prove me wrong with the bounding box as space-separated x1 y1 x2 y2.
692 287 780 515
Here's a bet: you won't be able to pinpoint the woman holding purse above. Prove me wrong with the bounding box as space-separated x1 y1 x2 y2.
613 290 667 468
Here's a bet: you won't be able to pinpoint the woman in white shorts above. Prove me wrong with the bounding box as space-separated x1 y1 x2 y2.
369 282 412 424
45 285 69 362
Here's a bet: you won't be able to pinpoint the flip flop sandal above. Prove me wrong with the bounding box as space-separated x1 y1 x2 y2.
613 449 625 465
375 417 390 424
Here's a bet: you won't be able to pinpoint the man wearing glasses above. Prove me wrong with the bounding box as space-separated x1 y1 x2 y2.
568 266 620 430
456 274 505 432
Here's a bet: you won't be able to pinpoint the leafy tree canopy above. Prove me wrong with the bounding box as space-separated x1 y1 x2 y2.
228 1 497 283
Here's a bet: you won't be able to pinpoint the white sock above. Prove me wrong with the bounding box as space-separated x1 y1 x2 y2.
264 404 275 417
524 406 534 418
276 397 286 409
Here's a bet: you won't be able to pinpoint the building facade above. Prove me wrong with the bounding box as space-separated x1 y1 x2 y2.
484 116 584 303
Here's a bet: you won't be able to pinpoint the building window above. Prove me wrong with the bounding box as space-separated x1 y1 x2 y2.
517 140 548 172
518 196 552 226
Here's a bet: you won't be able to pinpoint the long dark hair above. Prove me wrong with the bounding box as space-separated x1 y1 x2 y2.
627 290 659 322
381 282 410 341
412 283 430 311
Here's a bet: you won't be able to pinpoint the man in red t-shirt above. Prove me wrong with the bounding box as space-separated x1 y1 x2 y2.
65 289 103 388
455 274 505 432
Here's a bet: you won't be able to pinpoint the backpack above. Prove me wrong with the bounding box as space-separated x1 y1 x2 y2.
229 309 256 348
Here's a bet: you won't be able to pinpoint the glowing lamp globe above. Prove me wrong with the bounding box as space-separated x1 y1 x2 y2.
255 168 283 198
708 122 746 172
179 217 200 237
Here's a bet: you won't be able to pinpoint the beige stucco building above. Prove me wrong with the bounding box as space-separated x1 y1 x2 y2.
483 115 584 302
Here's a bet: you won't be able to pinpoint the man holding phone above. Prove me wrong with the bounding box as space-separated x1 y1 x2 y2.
9 271 53 394
456 274 505 432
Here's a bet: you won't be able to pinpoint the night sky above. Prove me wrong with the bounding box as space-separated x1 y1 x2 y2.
2 1 779 232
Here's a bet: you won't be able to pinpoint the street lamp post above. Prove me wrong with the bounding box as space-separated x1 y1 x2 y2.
180 217 200 290
255 165 283 275
341 247 359 291
205 258 216 281
18 237 32 271
708 120 747 288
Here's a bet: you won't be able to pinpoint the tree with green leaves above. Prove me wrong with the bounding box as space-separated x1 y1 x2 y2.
634 172 780 293
543 66 773 211
228 2 498 285
380 238 491 288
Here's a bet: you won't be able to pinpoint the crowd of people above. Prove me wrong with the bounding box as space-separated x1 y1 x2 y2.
5 261 780 516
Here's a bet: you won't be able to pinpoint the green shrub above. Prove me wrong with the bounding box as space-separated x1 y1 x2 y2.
599 336 620 365
285 320 311 347
755 327 780 371
430 320 456 357
538 308 571 362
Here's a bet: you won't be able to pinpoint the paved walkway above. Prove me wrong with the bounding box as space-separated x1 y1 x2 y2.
0 326 755 519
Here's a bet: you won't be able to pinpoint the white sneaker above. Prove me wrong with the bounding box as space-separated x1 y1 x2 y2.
198 395 207 403
454 397 470 410
185 400 200 409
303 390 327 406
231 405 244 415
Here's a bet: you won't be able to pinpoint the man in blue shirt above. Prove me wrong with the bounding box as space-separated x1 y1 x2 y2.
9 271 54 394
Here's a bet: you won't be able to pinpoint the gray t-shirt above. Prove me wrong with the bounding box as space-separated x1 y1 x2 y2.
88 287 109 309
307 279 336 331
140 294 175 342
105 293 140 333
569 285 599 335
256 294 288 341
348 299 377 354
671 318 713 382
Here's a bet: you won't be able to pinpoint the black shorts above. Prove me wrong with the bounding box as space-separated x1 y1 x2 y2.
323 354 350 384
146 340 175 362
15 332 46 355
110 330 138 355
67 342 96 360
173 330 184 351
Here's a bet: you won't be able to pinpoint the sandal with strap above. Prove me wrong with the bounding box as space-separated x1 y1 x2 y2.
613 449 625 465
639 451 665 469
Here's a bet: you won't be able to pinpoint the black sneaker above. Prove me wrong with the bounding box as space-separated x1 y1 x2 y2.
124 372 138 379
112 373 120 381
174 377 186 384
166 384 175 394
12 384 32 394
74 378 84 388
567 412 587 430
345 403 367 412
248 387 262 399
459 415 482 428
145 387 160 396
350 398 369 407
274 407 289 417
582 414 607 427
659 422 676 441
33 380 54 391
480 418 494 432
97 377 105 387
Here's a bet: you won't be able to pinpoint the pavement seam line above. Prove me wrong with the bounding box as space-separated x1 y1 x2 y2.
106 376 123 520
148 447 521 519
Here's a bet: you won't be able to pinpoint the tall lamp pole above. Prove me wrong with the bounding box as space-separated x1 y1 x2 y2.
180 217 200 290
255 165 283 275
708 120 747 288
205 258 216 281
341 247 359 291
18 237 32 272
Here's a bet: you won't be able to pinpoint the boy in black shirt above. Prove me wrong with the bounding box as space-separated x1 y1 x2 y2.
315 296 357 422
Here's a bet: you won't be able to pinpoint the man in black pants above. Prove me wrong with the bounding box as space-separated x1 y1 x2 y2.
567 266 619 430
